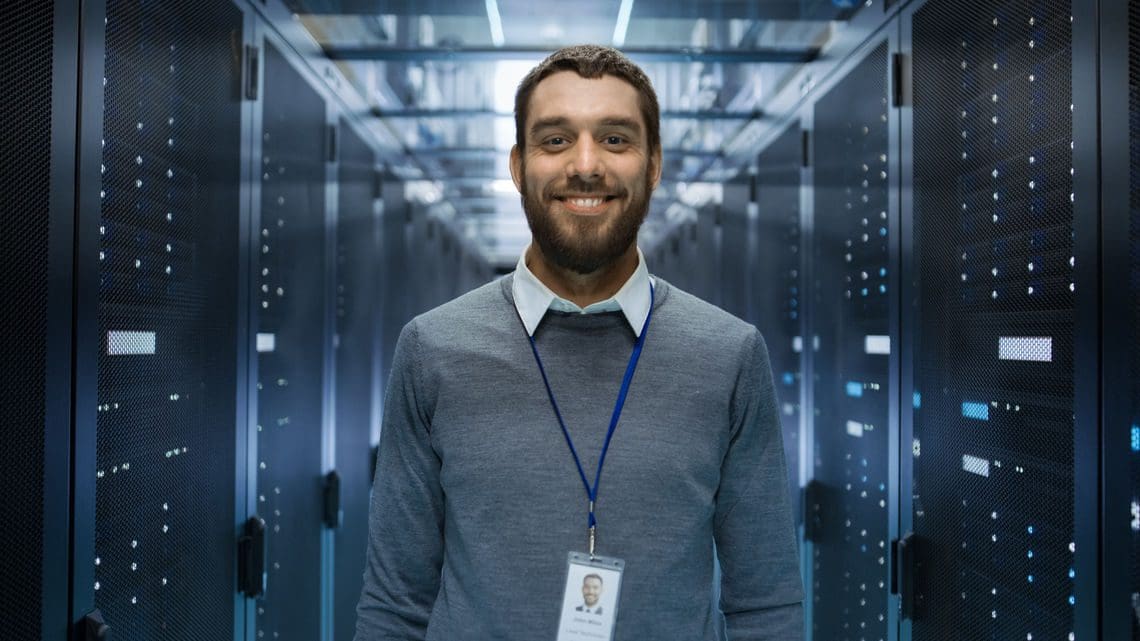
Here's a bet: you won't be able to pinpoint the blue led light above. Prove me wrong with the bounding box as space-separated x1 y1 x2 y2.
846 381 864 397
879 284 887 293
1069 595 1076 606
879 267 887 277
1131 425 1139 451
782 372 795 386
879 483 886 492
962 401 990 421
1027 550 1034 559
861 287 869 297
861 475 868 483
913 392 922 409
1027 525 1034 534
879 227 887 237
1027 574 1034 583
1069 568 1075 579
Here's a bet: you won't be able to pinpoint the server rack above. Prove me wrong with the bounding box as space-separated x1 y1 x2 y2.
753 122 806 527
332 117 380 641
71 1 248 638
808 38 894 641
722 176 752 319
251 37 330 641
0 2 80 637
1102 0 1138 639
898 0 1098 639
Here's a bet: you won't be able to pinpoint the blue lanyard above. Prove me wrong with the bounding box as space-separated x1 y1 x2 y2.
525 284 654 558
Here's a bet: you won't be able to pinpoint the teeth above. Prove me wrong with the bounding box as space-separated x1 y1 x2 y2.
568 198 603 207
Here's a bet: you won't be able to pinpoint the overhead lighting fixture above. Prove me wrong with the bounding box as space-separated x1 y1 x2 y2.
612 0 634 48
485 0 505 47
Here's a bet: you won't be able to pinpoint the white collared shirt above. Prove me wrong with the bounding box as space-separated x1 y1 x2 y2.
512 246 654 337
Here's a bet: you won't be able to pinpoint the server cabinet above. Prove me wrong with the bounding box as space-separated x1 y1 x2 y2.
85 0 245 638
809 40 892 641
1102 0 1139 638
379 178 409 392
333 118 379 641
696 204 722 305
902 0 1093 639
254 39 329 641
721 176 752 319
1 2 79 637
754 123 805 527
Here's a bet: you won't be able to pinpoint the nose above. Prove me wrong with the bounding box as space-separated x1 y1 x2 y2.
567 137 605 181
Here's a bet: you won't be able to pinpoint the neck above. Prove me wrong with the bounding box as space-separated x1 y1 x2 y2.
526 244 638 308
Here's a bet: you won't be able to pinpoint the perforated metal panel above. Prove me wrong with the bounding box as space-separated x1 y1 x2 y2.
754 123 803 524
0 3 54 635
256 41 327 641
910 1 1075 638
94 0 242 637
333 118 378 641
810 41 891 641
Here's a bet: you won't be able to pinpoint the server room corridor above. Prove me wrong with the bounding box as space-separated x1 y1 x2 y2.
4 0 1137 639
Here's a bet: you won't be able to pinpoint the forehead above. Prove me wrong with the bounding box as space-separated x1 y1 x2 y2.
526 71 644 129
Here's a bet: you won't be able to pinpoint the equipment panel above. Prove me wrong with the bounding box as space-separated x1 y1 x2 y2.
909 1 1076 639
810 41 892 641
1 3 56 635
94 0 242 636
255 40 328 641
754 123 804 524
333 118 378 641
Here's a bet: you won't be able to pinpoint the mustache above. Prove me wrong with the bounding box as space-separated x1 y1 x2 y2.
542 176 628 199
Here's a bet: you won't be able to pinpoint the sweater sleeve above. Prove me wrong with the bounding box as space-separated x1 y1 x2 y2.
714 328 805 640
355 321 444 641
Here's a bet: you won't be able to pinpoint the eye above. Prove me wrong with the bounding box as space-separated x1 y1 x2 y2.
544 136 567 147
605 135 626 145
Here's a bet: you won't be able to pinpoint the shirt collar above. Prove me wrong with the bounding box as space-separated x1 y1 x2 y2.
512 246 653 337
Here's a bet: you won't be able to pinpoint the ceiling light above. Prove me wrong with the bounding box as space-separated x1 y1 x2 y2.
485 0 505 47
612 0 634 48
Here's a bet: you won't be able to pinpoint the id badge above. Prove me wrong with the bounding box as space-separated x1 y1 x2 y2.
555 552 625 641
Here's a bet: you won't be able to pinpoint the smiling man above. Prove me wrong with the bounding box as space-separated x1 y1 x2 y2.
355 45 803 641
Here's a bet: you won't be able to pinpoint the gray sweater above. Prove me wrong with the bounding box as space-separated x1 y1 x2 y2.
355 275 804 640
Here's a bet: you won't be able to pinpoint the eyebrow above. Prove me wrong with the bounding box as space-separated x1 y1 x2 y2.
528 116 643 138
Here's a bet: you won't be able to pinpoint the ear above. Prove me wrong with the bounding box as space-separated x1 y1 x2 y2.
509 145 524 192
648 145 663 190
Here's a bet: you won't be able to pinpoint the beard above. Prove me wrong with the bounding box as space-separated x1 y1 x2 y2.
520 169 652 275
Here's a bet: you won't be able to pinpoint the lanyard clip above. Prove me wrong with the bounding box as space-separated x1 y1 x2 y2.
588 525 597 559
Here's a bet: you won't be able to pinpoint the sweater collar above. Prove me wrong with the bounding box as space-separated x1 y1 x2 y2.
512 246 653 337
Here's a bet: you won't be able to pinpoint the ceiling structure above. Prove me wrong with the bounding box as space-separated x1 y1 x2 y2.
283 0 858 266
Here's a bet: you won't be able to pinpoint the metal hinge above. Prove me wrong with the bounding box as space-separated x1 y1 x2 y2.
892 531 924 620
323 471 341 529
81 609 110 641
244 45 260 101
891 52 909 108
237 517 266 597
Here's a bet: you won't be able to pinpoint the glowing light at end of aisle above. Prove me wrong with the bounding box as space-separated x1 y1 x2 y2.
612 0 635 48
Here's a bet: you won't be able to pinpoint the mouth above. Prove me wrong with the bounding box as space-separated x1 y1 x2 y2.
555 193 619 214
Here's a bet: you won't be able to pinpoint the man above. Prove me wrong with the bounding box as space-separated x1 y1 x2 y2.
575 574 604 615
356 44 803 640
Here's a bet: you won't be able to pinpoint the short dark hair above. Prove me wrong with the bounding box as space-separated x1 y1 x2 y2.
583 573 603 585
514 45 660 154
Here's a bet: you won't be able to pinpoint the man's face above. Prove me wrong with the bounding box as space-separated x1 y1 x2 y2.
510 71 662 275
582 576 603 607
